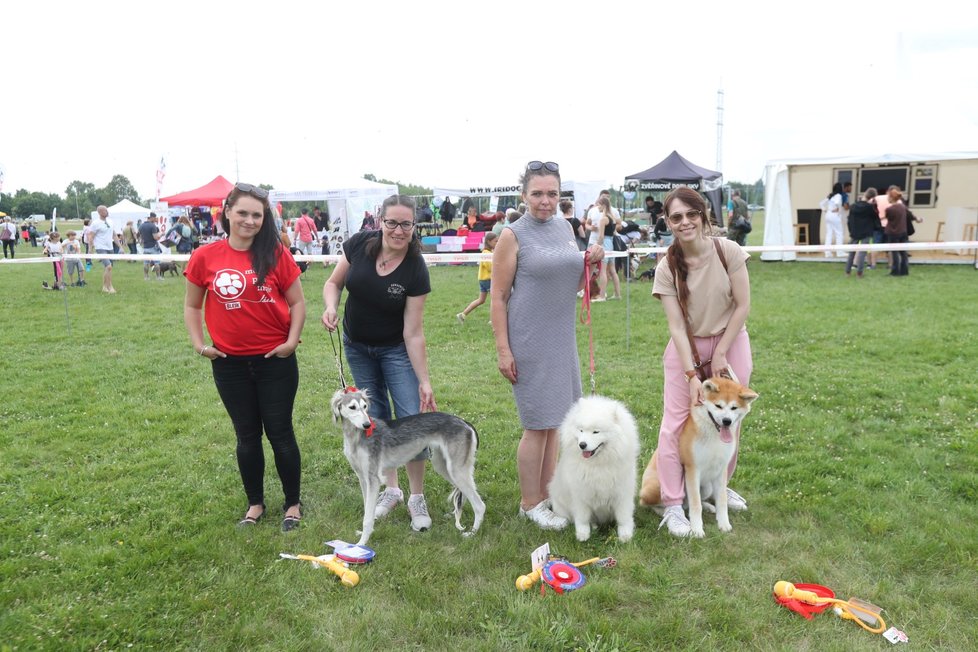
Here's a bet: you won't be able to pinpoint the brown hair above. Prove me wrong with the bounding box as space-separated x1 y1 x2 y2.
663 186 709 320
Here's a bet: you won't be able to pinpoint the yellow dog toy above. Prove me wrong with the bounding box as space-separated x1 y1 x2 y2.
280 553 360 588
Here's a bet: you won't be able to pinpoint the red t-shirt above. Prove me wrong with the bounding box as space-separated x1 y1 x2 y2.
184 240 302 355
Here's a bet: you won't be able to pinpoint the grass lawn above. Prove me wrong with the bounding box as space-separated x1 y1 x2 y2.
1 249 977 651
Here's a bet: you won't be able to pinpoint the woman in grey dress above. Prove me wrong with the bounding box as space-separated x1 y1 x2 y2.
490 161 606 530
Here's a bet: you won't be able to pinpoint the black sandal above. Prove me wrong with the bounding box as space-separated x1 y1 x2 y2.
282 501 302 532
237 503 265 527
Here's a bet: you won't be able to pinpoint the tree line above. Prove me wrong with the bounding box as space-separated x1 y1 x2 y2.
0 175 142 220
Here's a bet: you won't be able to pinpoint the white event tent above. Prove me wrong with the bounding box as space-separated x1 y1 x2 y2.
268 178 398 237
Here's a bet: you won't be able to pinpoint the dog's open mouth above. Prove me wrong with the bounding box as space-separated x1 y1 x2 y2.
581 443 603 459
719 426 733 444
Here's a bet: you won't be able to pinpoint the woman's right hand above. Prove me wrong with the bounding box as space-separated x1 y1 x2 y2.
497 349 517 384
322 307 339 332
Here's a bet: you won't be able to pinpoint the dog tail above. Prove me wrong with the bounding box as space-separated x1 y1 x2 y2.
449 487 465 511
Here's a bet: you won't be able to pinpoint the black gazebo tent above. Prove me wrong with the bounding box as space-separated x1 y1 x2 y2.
625 151 724 224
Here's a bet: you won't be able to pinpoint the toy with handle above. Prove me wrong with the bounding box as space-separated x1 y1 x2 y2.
773 581 886 634
280 553 360 588
516 556 616 592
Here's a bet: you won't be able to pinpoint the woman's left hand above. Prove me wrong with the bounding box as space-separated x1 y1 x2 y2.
265 342 297 359
586 243 605 263
419 381 437 412
712 351 729 377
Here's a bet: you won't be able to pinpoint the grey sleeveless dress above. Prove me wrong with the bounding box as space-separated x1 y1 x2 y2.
506 214 584 429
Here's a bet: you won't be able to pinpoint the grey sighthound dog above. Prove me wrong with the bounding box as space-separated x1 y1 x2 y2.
330 387 486 546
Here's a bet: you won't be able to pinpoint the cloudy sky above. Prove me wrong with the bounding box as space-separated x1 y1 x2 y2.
3 0 976 201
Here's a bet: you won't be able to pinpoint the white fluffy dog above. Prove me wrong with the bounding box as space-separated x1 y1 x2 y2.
548 395 640 542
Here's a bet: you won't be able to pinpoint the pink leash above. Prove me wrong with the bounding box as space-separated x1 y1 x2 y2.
579 251 601 394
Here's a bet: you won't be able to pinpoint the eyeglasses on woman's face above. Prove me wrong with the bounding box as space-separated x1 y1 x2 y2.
382 219 415 231
666 209 703 225
526 161 559 172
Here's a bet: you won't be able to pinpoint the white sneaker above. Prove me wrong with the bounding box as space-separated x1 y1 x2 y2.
518 501 568 530
456 313 465 324
407 494 432 532
726 488 748 512
658 505 692 537
374 487 403 518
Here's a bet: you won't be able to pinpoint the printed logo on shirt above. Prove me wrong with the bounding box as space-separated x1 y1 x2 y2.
213 269 246 300
387 283 406 299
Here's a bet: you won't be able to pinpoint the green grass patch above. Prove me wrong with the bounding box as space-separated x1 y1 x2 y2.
1 255 977 650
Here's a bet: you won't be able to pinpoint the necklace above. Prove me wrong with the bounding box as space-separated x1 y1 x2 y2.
379 251 403 269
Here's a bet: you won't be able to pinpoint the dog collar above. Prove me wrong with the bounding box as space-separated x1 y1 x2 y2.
364 418 375 438
707 412 722 432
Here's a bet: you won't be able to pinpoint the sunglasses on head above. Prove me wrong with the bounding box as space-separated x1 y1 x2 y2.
526 161 559 172
232 182 269 200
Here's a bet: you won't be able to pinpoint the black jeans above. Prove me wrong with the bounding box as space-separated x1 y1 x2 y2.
211 353 301 508
2 239 14 258
887 233 909 276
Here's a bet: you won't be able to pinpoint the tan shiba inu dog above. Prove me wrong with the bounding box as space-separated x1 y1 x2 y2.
639 376 758 538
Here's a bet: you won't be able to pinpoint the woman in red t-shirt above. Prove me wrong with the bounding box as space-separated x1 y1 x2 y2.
183 183 307 532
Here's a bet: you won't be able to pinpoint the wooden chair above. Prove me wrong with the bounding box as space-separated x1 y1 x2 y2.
793 223 810 245
964 223 977 242
935 221 945 242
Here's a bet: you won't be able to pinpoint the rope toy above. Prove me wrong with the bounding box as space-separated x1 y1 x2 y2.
773 581 887 635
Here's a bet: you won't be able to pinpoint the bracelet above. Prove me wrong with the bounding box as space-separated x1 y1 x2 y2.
684 370 697 383
199 345 208 356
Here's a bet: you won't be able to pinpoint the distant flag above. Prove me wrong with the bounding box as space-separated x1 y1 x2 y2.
156 156 166 199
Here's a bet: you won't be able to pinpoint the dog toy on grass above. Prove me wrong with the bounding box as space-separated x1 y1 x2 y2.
280 553 360 588
773 581 889 635
516 556 616 593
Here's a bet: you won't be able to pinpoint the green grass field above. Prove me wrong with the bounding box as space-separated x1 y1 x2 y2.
1 248 977 651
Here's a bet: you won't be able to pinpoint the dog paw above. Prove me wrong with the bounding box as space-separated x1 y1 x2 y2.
691 527 706 539
718 521 732 533
575 526 591 542
462 530 476 538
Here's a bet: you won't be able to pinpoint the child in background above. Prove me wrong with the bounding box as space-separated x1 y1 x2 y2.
63 230 86 286
41 231 65 290
456 232 498 324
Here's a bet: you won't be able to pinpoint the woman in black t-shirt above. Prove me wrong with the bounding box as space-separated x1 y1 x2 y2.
321 195 437 533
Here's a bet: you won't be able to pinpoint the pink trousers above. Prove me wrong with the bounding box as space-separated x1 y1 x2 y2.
656 329 753 506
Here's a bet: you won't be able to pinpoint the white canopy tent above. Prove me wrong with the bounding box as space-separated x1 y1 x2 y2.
97 199 152 223
268 178 398 237
432 180 610 220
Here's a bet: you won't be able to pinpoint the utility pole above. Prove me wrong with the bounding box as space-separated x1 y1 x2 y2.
716 87 724 174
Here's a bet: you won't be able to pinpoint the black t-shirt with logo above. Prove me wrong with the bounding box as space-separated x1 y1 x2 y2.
343 231 431 346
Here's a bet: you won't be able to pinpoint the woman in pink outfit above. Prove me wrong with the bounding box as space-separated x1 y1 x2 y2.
650 186 753 537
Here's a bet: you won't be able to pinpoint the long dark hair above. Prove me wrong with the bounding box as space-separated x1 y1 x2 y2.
221 186 281 285
365 194 423 260
828 182 844 199
663 186 709 320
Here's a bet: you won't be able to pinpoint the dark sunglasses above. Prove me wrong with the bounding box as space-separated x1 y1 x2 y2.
526 161 559 172
232 182 269 200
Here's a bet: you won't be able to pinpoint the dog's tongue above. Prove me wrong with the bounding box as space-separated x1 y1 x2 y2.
719 426 733 444
582 450 594 459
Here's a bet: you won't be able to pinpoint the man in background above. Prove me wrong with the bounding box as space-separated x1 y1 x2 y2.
88 205 123 293
726 190 750 246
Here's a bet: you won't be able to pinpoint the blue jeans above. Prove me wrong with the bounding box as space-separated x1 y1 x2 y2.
343 335 428 460
211 353 301 507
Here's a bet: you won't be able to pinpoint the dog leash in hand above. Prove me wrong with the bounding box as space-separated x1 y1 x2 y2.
579 251 599 394
327 328 351 389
